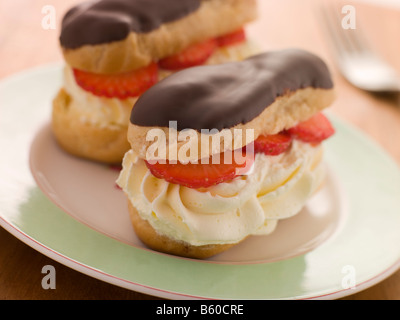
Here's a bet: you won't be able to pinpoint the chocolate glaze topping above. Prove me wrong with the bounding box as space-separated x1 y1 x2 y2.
60 0 201 49
130 49 334 131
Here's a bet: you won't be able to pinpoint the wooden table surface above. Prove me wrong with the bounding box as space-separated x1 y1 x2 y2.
0 0 399 300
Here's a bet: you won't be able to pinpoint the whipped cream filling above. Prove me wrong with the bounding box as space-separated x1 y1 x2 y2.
63 40 260 128
63 66 137 128
116 140 325 246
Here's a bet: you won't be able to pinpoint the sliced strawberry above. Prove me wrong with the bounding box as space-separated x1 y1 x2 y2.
158 39 217 70
73 63 159 99
216 28 246 47
145 150 254 189
254 133 293 156
288 113 335 143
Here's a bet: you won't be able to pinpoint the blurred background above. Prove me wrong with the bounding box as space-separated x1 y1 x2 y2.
0 0 399 299
1 0 400 161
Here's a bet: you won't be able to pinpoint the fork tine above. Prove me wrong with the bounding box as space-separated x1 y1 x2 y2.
333 4 365 52
319 3 350 58
317 1 400 92
346 18 374 55
336 6 373 54
319 3 363 58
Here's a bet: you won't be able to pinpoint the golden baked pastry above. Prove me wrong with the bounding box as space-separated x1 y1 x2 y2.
52 0 259 164
117 49 336 259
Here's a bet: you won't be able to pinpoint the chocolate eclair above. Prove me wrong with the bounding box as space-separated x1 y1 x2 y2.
117 49 336 259
52 0 259 164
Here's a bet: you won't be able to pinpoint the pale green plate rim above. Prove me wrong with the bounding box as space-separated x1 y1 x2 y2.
0 64 399 300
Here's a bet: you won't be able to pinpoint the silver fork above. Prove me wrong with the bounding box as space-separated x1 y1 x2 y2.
319 3 400 92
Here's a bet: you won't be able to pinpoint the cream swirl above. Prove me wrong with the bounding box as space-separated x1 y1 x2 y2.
117 140 325 246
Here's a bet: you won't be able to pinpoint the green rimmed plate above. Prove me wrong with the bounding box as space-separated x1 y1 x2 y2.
0 64 399 299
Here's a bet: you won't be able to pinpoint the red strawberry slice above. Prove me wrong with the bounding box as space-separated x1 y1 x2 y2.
288 113 335 143
158 39 217 70
145 150 254 189
73 63 159 99
254 133 293 156
216 28 246 47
